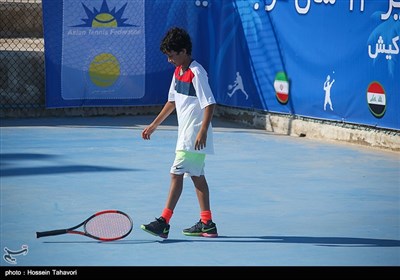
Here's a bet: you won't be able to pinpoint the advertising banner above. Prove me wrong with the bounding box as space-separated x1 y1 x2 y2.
43 0 399 130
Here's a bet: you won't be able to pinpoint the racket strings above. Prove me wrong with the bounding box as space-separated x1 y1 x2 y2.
85 213 132 239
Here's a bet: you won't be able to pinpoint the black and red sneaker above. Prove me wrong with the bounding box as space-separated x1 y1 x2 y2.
182 220 218 238
141 217 170 239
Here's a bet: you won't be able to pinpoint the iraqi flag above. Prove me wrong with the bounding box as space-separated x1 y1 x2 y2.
367 82 386 118
274 72 289 104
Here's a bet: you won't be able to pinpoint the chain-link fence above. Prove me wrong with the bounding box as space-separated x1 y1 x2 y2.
0 0 44 114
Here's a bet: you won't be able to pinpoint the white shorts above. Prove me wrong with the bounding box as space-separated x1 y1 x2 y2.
170 150 206 177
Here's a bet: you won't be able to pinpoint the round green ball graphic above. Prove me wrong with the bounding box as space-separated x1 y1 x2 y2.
92 13 118 28
89 53 120 87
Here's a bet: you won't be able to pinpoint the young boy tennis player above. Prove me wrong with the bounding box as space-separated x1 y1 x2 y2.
141 27 218 239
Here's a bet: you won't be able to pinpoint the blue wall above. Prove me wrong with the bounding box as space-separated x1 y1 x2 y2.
43 0 400 130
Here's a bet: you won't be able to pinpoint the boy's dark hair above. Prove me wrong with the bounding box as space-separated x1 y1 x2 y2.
160 27 192 55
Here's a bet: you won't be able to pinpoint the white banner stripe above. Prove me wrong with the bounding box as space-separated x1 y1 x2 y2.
367 92 386 105
274 81 289 94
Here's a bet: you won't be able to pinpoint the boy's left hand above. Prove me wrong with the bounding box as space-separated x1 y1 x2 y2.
195 131 207 150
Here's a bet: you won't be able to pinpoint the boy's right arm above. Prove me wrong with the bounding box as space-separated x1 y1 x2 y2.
142 101 176 140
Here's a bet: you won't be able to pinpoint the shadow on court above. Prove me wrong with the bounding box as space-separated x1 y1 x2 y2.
38 236 400 248
159 236 400 247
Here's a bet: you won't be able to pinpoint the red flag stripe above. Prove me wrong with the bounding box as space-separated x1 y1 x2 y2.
368 82 384 94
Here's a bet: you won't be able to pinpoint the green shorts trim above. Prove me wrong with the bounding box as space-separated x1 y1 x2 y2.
170 150 206 177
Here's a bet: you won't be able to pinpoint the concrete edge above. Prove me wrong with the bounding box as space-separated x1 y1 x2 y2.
215 106 400 152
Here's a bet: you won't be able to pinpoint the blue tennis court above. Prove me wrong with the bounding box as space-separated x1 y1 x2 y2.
1 115 399 268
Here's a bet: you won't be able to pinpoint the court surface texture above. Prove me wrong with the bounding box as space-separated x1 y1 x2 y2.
1 115 399 268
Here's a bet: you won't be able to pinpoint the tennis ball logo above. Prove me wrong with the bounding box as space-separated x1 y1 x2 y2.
92 13 118 28
89 53 120 87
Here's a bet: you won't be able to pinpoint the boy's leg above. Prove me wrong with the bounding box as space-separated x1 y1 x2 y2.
165 173 184 211
140 174 184 239
191 175 210 211
182 175 218 237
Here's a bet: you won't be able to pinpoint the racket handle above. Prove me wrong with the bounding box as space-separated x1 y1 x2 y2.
36 229 68 238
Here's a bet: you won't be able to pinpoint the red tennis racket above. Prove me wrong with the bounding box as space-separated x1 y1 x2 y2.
36 210 133 241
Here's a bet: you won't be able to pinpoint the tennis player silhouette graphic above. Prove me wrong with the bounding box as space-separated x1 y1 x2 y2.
227 72 248 100
323 74 335 111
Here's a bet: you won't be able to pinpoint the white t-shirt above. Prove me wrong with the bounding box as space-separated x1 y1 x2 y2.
168 60 216 154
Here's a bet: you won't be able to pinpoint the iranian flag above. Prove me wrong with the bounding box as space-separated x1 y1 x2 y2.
274 72 289 104
367 81 386 118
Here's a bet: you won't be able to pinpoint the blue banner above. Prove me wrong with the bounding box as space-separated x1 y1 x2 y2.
43 0 400 130
61 0 145 100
